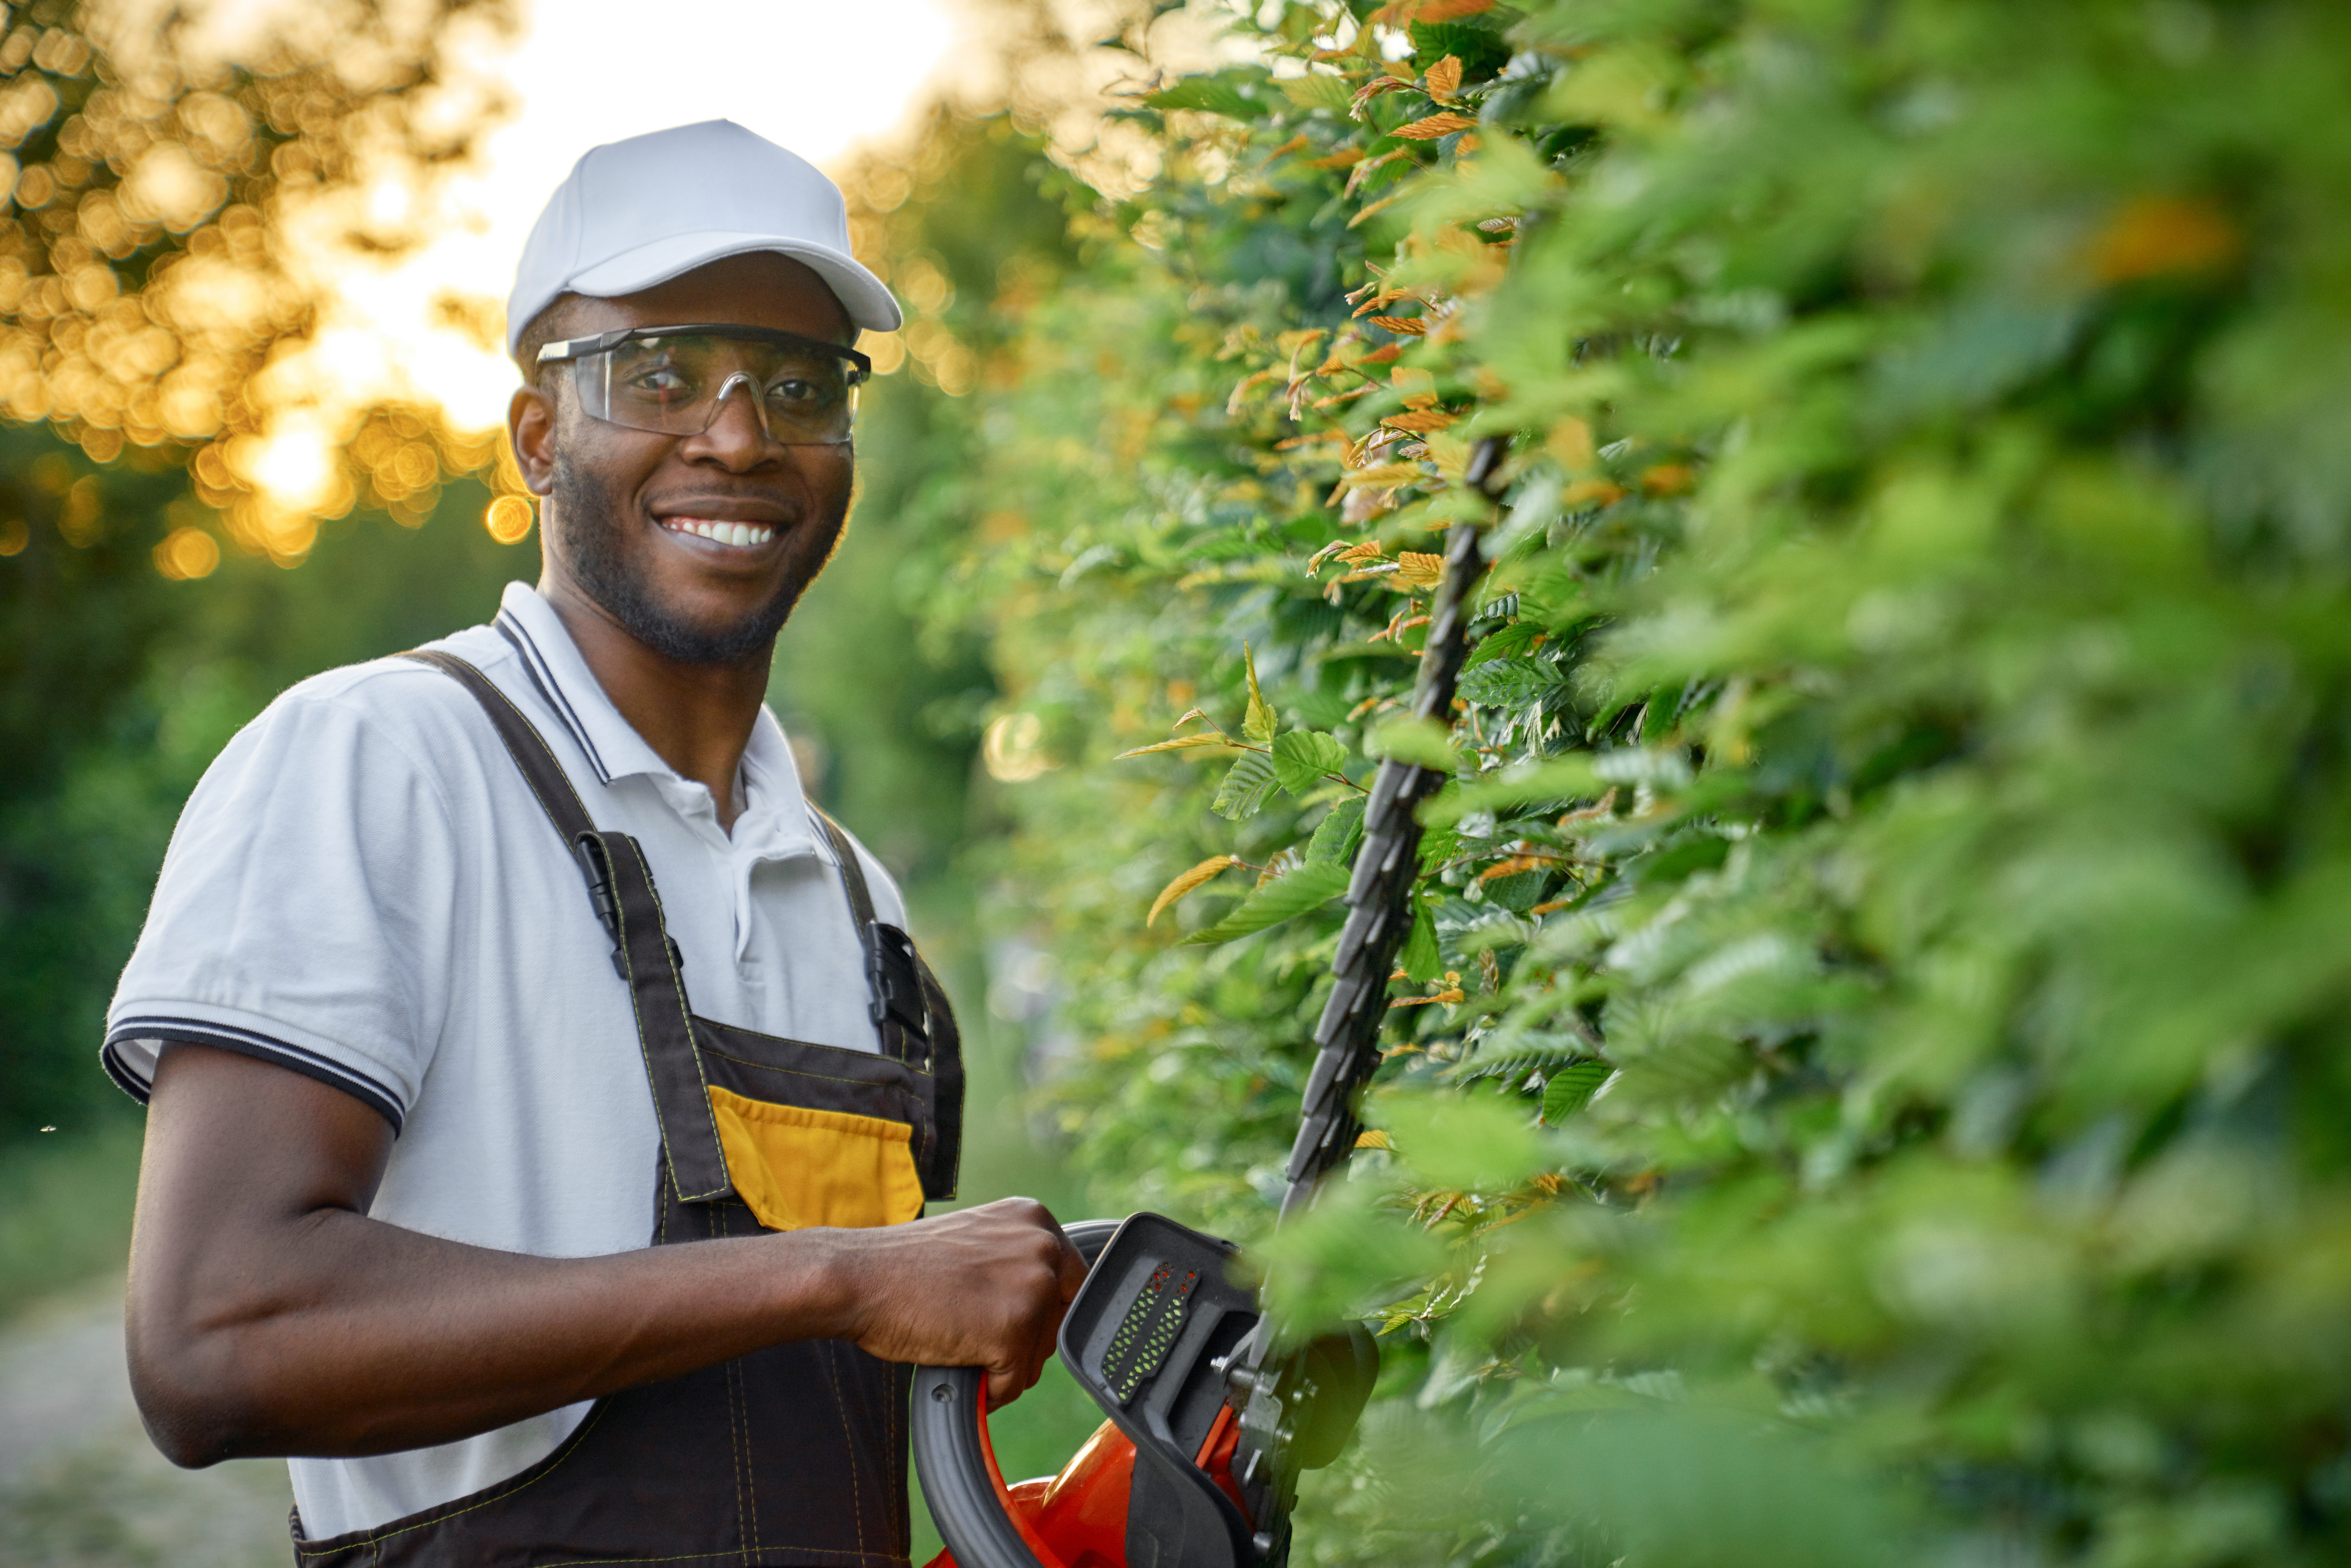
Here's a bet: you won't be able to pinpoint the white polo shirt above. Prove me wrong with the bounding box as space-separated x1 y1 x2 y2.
104 581 907 1540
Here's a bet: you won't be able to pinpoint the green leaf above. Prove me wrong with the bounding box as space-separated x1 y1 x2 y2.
1305 796 1366 864
1462 620 1544 671
1181 862 1349 945
1210 749 1280 820
1272 729 1348 794
1278 73 1352 112
1417 824 1459 873
1540 1062 1610 1124
1243 645 1278 746
1421 757 1605 826
1116 733 1236 759
1146 67 1273 121
1455 659 1566 709
1380 1091 1545 1191
1399 893 1442 983
1366 715 1460 772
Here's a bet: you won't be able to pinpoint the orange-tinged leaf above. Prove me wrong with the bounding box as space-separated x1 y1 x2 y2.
1392 111 1476 141
1355 1129 1392 1149
1384 409 1455 434
1350 77 1412 119
1350 191 1415 229
1640 462 1694 496
1337 540 1388 563
2085 196 2241 283
1149 855 1241 926
1306 146 1366 170
1564 478 1627 507
1370 0 1491 21
1425 55 1463 105
1117 734 1236 759
1479 854 1559 881
1367 315 1428 336
1344 146 1414 198
1395 550 1446 588
1547 416 1595 469
1333 461 1425 491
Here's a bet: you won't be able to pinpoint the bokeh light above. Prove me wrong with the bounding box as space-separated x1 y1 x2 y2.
151 522 218 579
482 492 531 544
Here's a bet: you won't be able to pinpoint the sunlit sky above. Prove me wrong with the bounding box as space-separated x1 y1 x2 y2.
312 0 979 444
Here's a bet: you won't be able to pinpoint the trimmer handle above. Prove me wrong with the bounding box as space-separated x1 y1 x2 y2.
911 1218 1124 1568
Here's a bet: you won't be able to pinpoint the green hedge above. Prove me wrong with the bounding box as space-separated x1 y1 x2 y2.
905 0 2351 1561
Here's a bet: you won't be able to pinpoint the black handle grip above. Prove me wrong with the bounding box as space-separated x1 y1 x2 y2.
911 1217 1124 1568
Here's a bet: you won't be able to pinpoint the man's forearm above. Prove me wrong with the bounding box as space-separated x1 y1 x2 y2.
133 1207 859 1464
129 1043 1081 1467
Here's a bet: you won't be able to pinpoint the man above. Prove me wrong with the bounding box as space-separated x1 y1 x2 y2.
104 121 1082 1566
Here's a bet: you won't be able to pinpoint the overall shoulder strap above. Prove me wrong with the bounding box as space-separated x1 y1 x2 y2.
402 649 597 842
808 806 929 1054
809 806 964 1202
399 649 733 1205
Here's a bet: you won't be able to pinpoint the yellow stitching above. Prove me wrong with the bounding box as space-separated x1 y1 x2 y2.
410 651 602 832
820 1340 866 1559
597 838 698 1205
694 1019 932 1073
291 1403 615 1553
401 653 581 835
697 1046 930 1091
623 834 730 1198
716 1204 756 1556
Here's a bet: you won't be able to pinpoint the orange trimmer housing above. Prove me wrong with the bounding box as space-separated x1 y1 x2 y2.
925 1402 1248 1568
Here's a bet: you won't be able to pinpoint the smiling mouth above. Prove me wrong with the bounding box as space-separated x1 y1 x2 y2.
660 516 779 549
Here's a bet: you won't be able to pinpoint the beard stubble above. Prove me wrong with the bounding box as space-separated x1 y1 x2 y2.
548 449 845 666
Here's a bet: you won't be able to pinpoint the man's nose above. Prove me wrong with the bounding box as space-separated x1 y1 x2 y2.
687 374 781 465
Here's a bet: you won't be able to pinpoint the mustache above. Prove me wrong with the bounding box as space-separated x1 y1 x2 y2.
546 454 850 667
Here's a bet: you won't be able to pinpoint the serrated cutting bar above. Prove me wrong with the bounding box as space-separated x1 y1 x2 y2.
1278 511 1487 1219
1228 440 1504 1566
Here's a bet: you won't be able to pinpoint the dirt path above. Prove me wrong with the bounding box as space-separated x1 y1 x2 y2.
0 1276 292 1567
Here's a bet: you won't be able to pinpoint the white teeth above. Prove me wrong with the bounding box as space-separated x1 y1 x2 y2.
664 518 774 547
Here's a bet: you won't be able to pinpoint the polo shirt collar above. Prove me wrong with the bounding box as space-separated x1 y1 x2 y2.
490 583 826 863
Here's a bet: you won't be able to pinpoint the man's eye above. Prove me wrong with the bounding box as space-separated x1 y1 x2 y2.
622 364 693 398
766 378 827 406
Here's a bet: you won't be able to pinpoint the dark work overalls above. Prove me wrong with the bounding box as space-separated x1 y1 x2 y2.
293 651 964 1568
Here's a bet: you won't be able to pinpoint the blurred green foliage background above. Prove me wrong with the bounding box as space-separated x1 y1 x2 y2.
14 0 2351 1564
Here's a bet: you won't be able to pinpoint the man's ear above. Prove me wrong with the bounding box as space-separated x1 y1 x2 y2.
508 385 559 497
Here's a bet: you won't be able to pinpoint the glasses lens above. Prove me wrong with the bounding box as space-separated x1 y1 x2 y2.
578 333 862 443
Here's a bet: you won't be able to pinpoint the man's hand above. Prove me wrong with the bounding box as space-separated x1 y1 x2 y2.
826 1199 1087 1408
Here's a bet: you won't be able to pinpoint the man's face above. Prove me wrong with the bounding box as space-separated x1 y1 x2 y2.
512 253 858 666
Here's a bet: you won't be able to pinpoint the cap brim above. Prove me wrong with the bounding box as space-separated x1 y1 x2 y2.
567 231 903 334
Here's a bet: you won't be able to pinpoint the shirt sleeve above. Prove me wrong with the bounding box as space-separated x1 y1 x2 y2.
103 676 463 1131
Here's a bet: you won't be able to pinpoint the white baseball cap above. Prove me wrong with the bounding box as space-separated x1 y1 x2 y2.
506 120 901 356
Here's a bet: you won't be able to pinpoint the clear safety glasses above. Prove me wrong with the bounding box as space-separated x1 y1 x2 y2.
537 324 872 445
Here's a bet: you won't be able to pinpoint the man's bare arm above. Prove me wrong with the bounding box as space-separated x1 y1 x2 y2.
128 1043 1083 1468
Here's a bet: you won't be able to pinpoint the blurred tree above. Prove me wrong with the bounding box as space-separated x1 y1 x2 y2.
0 0 518 1149
0 0 517 556
771 108 1084 883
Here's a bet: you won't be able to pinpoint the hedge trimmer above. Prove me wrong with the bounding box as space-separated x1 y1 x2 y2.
910 439 1507 1568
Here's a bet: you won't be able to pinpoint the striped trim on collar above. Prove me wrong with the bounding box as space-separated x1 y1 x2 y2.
493 608 614 783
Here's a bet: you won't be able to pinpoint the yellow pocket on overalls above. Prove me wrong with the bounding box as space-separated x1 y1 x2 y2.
706 1087 926 1231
